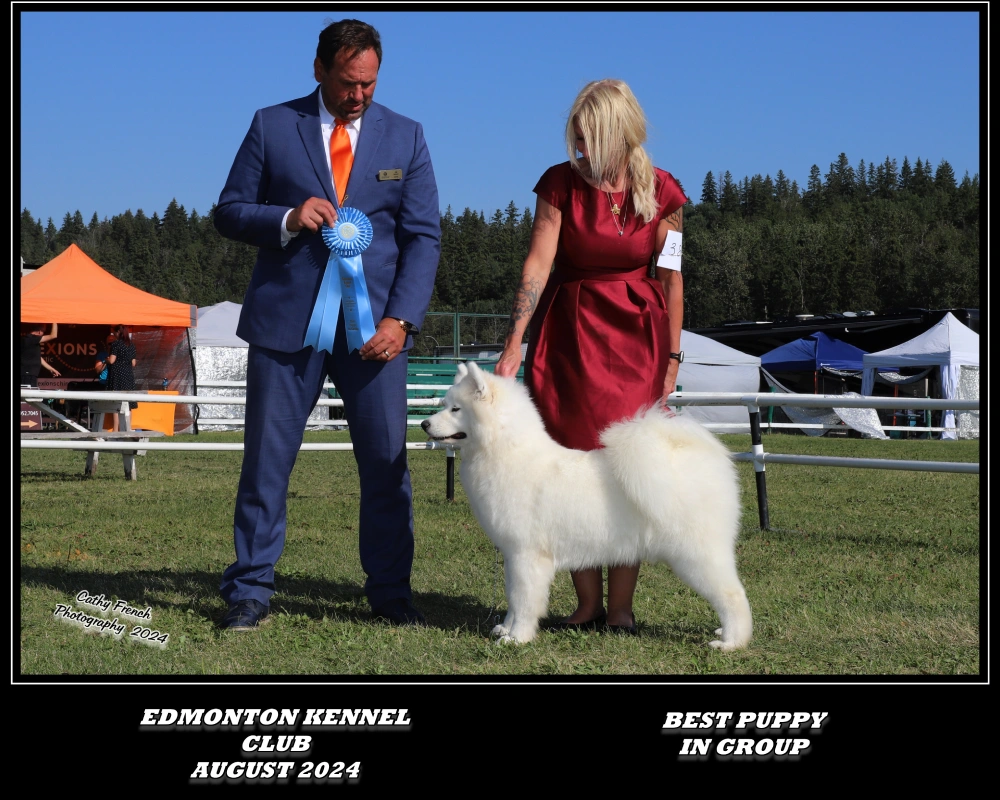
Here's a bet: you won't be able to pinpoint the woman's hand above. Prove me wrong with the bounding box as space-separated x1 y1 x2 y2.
494 345 522 379
661 359 681 402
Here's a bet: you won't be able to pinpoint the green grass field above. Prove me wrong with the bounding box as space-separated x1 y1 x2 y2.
19 430 980 677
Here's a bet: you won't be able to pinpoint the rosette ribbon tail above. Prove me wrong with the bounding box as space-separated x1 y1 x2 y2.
303 254 343 354
338 256 377 352
304 209 376 355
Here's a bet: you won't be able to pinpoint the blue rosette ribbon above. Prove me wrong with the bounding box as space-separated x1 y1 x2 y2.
303 207 377 354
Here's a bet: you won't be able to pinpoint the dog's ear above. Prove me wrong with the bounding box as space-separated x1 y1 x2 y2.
455 362 468 383
466 361 491 400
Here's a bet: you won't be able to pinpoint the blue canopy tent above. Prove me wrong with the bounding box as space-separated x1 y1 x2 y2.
761 331 867 373
760 332 876 435
761 331 868 392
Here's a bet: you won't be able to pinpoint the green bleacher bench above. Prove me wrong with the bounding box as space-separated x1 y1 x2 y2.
326 360 524 424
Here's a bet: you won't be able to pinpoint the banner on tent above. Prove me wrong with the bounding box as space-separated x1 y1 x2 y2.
956 366 979 440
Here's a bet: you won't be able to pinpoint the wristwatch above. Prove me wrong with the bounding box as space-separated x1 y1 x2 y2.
669 351 684 363
394 318 415 334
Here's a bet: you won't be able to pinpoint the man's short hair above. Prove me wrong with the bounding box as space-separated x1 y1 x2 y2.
317 18 382 69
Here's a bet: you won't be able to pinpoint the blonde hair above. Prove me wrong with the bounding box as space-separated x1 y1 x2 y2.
566 79 658 225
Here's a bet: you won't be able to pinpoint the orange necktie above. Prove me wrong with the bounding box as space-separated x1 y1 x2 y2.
330 120 354 206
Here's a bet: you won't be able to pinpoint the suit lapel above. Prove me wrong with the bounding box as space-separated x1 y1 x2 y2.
348 103 385 207
297 89 335 204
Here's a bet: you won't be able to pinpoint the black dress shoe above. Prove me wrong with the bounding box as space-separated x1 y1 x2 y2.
371 598 426 626
547 610 607 633
605 612 638 636
220 599 269 630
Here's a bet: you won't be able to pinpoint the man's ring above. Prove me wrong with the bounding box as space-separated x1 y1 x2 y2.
384 349 390 357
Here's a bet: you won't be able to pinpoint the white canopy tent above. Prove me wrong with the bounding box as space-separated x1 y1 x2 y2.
195 301 246 348
861 312 979 440
674 329 762 431
193 302 249 430
193 302 329 430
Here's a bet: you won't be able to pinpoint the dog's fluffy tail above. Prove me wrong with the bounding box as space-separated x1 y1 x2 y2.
599 406 739 530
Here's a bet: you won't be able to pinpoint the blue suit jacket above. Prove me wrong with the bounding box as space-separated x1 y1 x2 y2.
215 90 441 353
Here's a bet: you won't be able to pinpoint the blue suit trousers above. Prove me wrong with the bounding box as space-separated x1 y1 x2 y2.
220 317 414 610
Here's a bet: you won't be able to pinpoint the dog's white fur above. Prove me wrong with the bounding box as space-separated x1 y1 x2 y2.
422 362 752 650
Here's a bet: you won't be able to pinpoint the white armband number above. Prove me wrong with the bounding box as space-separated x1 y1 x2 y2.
656 230 683 272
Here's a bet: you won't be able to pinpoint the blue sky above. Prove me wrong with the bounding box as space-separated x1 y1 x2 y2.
17 7 982 228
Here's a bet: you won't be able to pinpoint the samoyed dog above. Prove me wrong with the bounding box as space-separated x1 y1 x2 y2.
421 362 752 650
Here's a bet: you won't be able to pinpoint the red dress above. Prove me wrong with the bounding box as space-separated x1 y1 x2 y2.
526 162 687 450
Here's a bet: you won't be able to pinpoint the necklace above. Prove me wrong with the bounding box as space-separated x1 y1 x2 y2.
606 187 628 236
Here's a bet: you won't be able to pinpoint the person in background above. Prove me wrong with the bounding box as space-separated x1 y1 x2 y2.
20 322 60 386
94 333 115 388
106 324 138 431
494 79 687 636
69 334 115 425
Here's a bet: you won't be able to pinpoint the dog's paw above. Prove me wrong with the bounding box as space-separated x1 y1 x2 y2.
495 631 538 645
507 626 538 644
491 623 510 638
709 628 750 650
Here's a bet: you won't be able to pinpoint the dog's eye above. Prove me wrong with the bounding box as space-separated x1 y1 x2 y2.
451 406 460 413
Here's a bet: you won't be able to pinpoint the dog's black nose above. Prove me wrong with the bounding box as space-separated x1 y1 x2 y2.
420 419 430 431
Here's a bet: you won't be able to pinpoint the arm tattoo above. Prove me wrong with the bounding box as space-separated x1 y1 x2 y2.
667 208 683 231
506 276 544 338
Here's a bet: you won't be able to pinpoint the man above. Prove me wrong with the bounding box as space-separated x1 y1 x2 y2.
214 19 440 630
20 322 60 386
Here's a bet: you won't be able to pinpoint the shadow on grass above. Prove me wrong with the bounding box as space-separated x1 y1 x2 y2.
21 564 499 635
21 469 97 483
753 523 976 555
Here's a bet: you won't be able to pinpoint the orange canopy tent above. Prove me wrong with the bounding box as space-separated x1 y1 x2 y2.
20 244 198 434
20 244 196 326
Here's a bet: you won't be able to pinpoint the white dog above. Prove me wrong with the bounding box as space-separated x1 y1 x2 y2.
421 362 752 650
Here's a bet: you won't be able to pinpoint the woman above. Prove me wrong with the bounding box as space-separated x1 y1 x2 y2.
20 323 60 385
106 324 138 431
94 333 115 388
494 79 687 635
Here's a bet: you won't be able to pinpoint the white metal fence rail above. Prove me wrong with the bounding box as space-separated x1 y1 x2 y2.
670 391 979 528
21 388 979 526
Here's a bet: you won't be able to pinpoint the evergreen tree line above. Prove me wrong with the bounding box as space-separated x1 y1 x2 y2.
21 153 978 330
